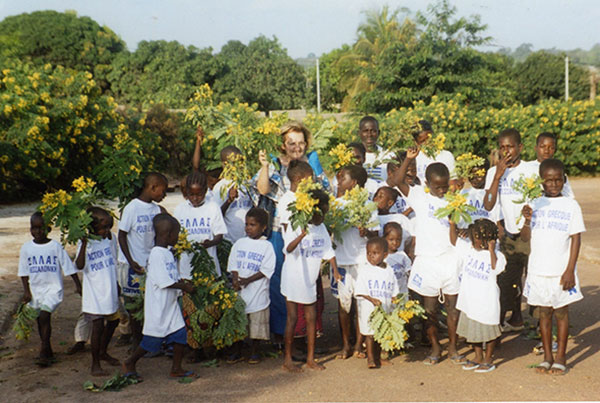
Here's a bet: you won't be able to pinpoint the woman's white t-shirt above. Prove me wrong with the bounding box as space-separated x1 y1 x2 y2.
78 236 119 315
143 246 185 338
174 200 228 278
228 237 276 313
212 179 254 243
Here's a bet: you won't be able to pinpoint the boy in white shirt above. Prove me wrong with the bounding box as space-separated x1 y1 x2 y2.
397 147 462 365
19 212 82 367
521 159 585 375
175 171 228 278
229 208 276 364
526 132 574 198
354 237 399 369
123 214 196 380
383 222 412 294
359 116 396 183
118 172 167 348
483 129 538 331
74 207 120 376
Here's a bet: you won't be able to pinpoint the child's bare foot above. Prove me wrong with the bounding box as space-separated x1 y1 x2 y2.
306 360 325 371
282 361 303 373
336 348 353 359
169 370 196 378
91 365 109 377
100 353 120 366
367 359 378 369
353 351 366 359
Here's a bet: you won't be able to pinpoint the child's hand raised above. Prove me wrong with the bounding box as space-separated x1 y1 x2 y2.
487 239 496 252
228 186 238 202
406 146 419 160
196 126 205 143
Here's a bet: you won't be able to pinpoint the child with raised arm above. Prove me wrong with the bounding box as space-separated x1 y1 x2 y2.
521 159 585 375
483 129 538 332
281 189 338 372
397 147 462 365
75 207 120 376
118 172 168 348
228 208 276 364
411 120 456 185
122 213 195 380
354 237 399 368
332 164 379 359
19 212 82 367
451 219 506 373
383 222 412 294
175 171 227 278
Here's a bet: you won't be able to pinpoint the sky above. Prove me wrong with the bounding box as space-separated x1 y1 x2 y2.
0 0 598 58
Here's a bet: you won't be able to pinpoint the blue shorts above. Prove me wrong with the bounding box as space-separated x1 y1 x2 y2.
140 327 187 353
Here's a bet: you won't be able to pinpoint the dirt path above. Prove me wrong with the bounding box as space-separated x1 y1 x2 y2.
0 179 599 401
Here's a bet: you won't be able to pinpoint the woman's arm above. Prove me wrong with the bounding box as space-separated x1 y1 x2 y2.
256 150 272 195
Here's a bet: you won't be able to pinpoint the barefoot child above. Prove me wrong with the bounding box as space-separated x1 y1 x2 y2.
281 189 338 372
75 207 121 375
118 172 168 348
354 237 399 368
451 219 506 373
397 147 462 365
521 159 585 375
18 212 82 367
229 208 276 364
123 213 195 380
383 222 412 294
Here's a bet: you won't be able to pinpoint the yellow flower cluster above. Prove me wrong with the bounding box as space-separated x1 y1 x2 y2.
40 189 72 213
173 228 192 258
71 176 96 192
294 177 321 214
328 143 356 170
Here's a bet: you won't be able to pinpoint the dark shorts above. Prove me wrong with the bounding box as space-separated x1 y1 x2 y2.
140 327 187 353
498 233 530 312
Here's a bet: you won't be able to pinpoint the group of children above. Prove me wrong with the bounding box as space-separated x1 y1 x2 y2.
18 117 585 379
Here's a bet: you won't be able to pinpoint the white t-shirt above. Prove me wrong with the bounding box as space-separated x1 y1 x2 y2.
354 262 399 335
143 246 185 338
460 187 501 228
484 161 539 235
228 237 276 313
528 196 586 277
378 213 413 252
526 160 575 198
385 251 412 294
18 239 77 311
333 197 380 266
364 145 395 183
281 224 335 304
416 150 456 184
277 190 296 228
456 240 506 325
212 179 254 243
78 236 119 315
174 200 228 278
403 185 452 257
117 198 161 267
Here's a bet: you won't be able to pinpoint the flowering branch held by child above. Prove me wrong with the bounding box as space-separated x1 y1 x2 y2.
369 294 426 352
434 190 477 225
342 186 378 229
512 174 543 224
454 152 485 181
219 152 252 201
420 132 446 159
327 143 357 172
287 177 323 232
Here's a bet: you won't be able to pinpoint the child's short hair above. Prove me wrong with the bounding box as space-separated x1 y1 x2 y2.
539 158 565 177
86 206 111 228
367 236 388 253
383 221 403 237
536 132 557 146
359 116 379 131
185 170 208 190
340 165 368 187
374 186 399 203
143 172 168 190
246 207 269 228
468 218 498 246
153 213 179 235
425 162 450 182
31 211 44 223
410 119 433 140
287 160 313 182
309 188 330 211
220 145 242 161
498 128 521 144
348 142 366 159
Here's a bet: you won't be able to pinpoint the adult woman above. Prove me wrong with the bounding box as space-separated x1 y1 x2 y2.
252 121 329 339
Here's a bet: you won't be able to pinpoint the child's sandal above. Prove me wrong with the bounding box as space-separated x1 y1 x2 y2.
549 363 568 376
535 361 552 374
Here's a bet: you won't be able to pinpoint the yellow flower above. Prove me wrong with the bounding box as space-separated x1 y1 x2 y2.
71 176 96 192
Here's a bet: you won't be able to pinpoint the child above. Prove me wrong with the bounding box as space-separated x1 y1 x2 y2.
18 212 82 367
527 132 574 198
212 146 255 243
75 207 120 376
383 222 412 294
123 213 196 380
378 157 412 216
229 208 276 364
332 164 379 359
277 160 314 230
358 116 395 183
397 147 462 365
411 120 456 185
281 189 338 372
521 159 585 375
174 171 227 278
461 159 500 228
330 142 379 200
373 186 414 257
451 219 506 373
118 172 168 348
483 129 538 331
354 237 399 368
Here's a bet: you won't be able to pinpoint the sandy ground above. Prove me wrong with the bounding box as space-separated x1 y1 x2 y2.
0 179 599 402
